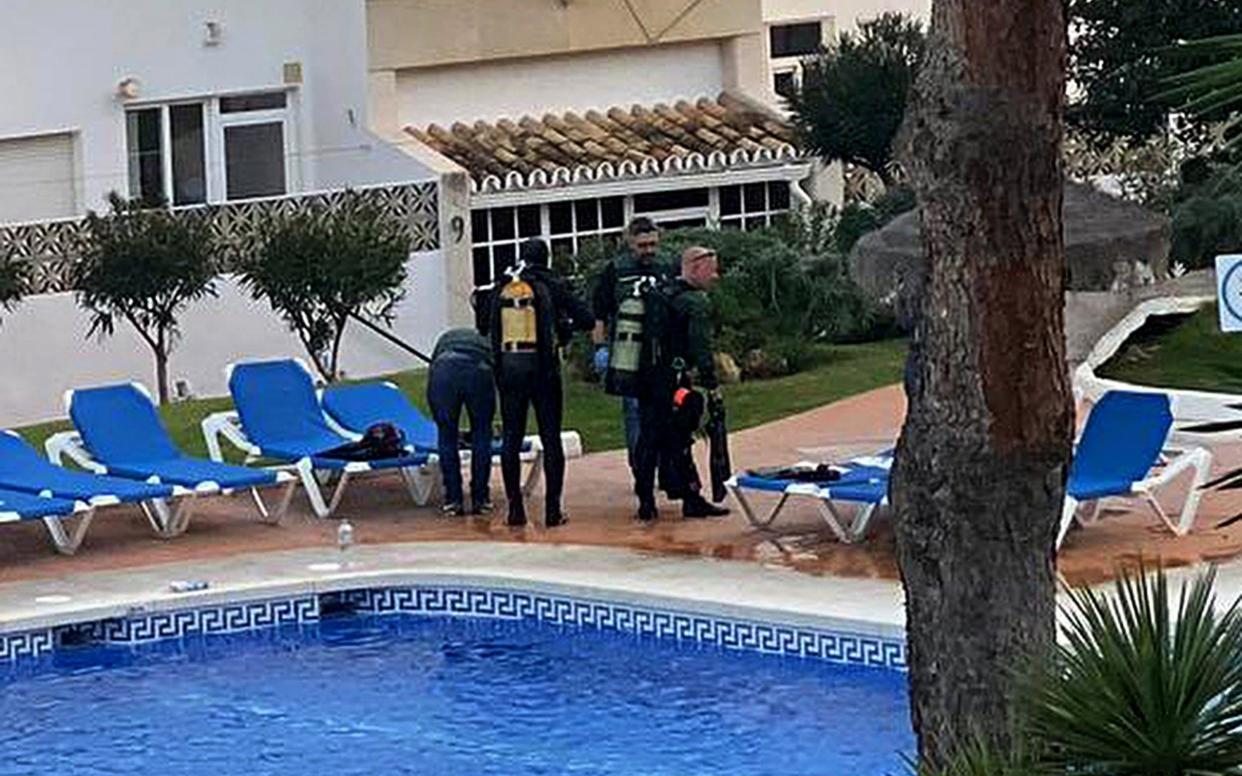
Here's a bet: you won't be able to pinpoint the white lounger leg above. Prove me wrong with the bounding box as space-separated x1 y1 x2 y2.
146 498 193 538
815 501 880 544
1056 496 1079 549
1138 446 1213 536
521 451 545 497
41 509 98 556
728 484 791 530
250 479 299 525
399 465 436 506
297 459 333 518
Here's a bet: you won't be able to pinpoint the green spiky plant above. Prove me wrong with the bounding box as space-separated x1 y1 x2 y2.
1158 33 1242 154
909 733 1040 776
1028 566 1242 776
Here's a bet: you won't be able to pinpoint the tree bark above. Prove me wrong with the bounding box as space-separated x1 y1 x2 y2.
891 0 1072 766
154 347 169 405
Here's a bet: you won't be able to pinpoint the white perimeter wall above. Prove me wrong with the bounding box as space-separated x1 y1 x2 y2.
0 254 446 426
0 0 432 216
396 40 727 129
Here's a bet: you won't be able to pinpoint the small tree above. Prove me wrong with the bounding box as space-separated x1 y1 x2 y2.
76 193 218 404
787 12 926 185
0 249 28 320
242 193 410 382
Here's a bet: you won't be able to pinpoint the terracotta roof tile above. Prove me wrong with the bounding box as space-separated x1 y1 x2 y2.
406 93 801 192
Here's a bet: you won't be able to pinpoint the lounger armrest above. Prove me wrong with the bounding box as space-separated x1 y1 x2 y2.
201 411 260 462
44 431 107 474
523 431 584 458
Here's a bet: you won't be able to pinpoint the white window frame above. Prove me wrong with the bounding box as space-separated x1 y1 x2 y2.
719 181 794 230
125 87 299 206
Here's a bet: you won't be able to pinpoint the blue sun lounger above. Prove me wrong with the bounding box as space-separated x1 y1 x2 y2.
319 382 573 498
0 486 97 555
0 430 181 551
202 359 432 518
43 383 299 532
726 452 893 543
1057 390 1212 548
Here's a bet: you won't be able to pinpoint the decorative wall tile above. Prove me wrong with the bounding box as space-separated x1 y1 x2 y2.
78 595 319 645
3 182 440 294
0 628 53 663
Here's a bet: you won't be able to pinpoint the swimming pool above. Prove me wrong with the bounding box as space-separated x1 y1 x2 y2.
0 586 913 775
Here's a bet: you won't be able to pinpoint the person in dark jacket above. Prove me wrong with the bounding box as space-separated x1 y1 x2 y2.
591 218 675 476
480 238 593 527
633 245 730 522
426 327 496 517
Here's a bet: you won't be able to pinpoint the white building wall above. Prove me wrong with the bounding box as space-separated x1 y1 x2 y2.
762 0 930 31
396 41 727 129
0 0 432 218
0 255 446 426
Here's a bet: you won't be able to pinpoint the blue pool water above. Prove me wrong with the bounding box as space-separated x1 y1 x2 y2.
0 615 912 775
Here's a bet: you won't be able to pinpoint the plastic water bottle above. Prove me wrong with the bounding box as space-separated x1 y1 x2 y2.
337 519 355 558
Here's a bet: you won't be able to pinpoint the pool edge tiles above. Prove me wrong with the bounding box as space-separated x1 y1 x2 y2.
2 584 906 672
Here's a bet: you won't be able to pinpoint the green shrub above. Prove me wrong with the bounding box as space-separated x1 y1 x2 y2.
242 192 409 382
1170 193 1242 268
75 193 218 403
0 248 27 320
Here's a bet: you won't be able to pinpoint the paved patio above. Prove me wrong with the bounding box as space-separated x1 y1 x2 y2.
4 384 1242 589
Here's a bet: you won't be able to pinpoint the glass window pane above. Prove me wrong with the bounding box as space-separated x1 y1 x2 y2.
769 181 791 210
493 243 517 275
220 91 288 113
549 202 573 234
126 108 164 205
551 237 574 260
658 217 707 230
224 122 286 200
491 207 515 240
633 188 709 212
721 218 743 231
744 216 766 231
719 185 741 216
517 204 541 237
774 71 797 98
471 209 489 243
169 104 206 206
744 182 767 212
600 197 624 228
770 22 822 58
574 199 599 231
472 247 492 286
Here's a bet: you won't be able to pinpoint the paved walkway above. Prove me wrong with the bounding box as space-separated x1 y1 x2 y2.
4 383 1242 591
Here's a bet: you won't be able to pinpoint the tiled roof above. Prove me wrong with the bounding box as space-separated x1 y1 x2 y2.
406 92 802 194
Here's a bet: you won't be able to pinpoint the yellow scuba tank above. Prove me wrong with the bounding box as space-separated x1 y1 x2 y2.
499 277 538 353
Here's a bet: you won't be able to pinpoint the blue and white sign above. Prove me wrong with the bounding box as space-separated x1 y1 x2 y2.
1217 254 1242 333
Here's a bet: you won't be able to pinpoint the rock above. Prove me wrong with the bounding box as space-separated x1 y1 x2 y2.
714 352 741 384
742 348 790 380
849 182 1172 325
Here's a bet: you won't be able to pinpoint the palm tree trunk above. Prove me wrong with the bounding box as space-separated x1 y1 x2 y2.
891 0 1073 766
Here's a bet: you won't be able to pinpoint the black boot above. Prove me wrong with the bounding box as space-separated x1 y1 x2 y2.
682 494 729 519
507 504 527 527
545 512 569 528
636 499 658 523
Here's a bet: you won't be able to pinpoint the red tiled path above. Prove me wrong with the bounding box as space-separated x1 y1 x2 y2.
3 385 1242 587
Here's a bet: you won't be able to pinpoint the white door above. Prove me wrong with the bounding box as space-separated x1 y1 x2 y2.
0 133 76 225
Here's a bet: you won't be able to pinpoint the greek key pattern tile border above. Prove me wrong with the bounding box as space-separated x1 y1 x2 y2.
3 586 904 671
79 596 320 645
0 628 54 663
3 182 440 294
330 586 906 671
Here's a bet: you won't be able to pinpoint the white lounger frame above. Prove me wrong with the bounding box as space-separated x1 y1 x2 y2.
316 381 583 501
1056 446 1214 549
725 474 884 544
45 384 298 531
0 500 99 556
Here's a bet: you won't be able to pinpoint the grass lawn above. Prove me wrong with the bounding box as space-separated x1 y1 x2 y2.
1096 303 1242 393
16 338 907 458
